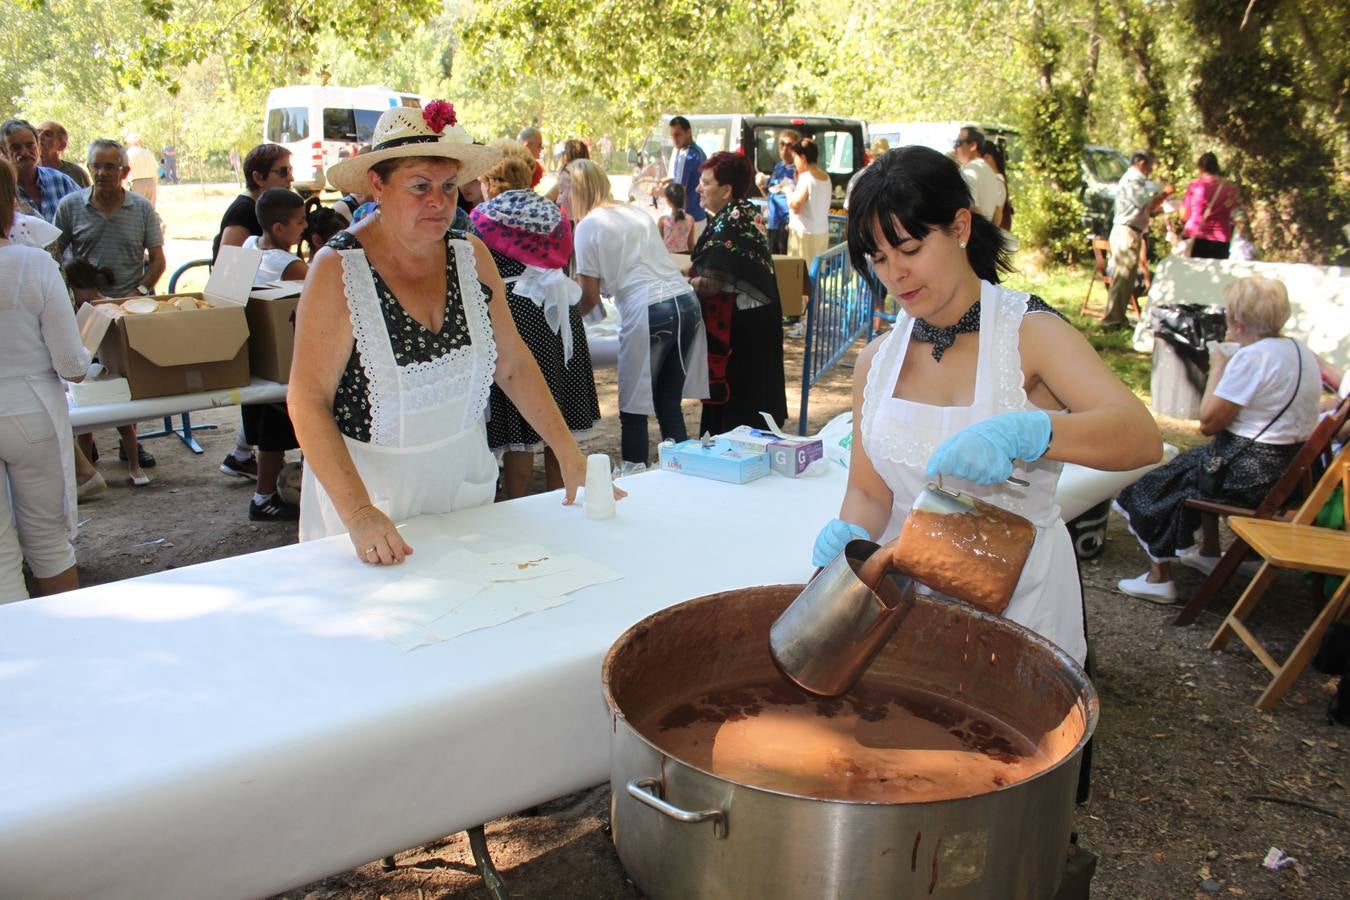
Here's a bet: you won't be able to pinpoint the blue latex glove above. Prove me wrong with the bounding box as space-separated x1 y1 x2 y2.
812 519 871 567
925 411 1053 486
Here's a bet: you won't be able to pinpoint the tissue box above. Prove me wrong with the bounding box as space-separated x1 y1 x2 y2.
721 426 824 478
658 439 770 484
766 438 824 477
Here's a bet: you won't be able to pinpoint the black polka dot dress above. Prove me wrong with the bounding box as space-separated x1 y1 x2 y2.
486 248 601 453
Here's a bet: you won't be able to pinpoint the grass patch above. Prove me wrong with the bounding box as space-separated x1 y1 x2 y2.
1005 262 1152 400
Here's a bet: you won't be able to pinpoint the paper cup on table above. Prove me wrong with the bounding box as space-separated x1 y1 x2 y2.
584 453 616 520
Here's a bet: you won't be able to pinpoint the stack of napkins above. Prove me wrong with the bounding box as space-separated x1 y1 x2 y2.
348 541 622 651
66 375 132 407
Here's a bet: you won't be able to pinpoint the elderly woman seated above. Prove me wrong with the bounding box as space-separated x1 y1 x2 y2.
1114 275 1323 602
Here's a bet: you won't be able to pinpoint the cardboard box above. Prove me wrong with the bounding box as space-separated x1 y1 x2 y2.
246 282 303 383
657 438 770 484
773 254 809 318
76 247 261 399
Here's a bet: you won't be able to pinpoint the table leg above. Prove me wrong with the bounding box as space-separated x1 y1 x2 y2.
467 824 509 900
135 412 217 454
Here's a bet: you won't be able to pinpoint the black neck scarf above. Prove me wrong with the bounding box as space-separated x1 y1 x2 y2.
912 301 981 361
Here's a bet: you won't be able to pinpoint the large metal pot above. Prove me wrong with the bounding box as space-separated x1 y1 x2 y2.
602 584 1097 899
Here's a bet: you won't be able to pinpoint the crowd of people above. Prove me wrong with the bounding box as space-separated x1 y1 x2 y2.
1 100 1342 685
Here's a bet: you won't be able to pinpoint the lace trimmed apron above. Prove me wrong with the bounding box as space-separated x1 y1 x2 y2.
859 280 1086 662
299 238 499 541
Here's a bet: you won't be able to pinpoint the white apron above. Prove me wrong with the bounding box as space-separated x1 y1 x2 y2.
299 238 500 541
615 287 709 417
860 281 1086 662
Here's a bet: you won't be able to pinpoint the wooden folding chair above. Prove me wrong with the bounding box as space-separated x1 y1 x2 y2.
1175 394 1350 626
1207 445 1350 709
1079 236 1144 319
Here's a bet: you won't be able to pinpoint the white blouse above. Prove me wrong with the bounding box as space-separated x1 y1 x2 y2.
0 243 91 415
789 172 832 235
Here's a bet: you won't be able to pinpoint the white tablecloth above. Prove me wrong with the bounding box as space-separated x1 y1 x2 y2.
0 459 1150 899
1146 256 1349 370
68 377 288 433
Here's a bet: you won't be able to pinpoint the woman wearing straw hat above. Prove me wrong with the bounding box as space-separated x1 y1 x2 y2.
289 102 617 565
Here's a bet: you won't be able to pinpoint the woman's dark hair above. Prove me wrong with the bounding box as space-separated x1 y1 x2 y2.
663 182 686 221
1197 151 1221 176
980 140 1005 175
700 150 754 200
63 257 114 291
846 146 1013 284
243 144 291 193
304 196 345 259
563 139 589 164
0 158 16 235
791 137 819 166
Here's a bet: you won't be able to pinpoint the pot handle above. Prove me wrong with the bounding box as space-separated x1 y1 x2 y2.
626 777 727 839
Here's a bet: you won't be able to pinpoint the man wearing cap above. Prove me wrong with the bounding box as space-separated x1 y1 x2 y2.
1101 150 1174 329
664 115 707 239
2 118 80 222
36 121 90 188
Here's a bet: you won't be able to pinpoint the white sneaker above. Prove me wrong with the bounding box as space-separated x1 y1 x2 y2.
1177 546 1263 578
1177 546 1219 575
1117 573 1179 604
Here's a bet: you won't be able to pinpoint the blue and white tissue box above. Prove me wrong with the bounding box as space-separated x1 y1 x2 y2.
657 438 771 484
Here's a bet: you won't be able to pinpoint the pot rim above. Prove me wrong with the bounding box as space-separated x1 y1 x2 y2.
602 584 1100 807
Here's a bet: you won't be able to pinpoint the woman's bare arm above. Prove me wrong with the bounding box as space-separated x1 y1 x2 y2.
1021 313 1163 470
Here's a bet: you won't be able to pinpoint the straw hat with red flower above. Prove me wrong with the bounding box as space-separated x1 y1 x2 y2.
325 100 501 194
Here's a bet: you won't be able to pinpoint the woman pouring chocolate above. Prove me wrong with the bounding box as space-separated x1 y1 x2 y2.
813 147 1162 661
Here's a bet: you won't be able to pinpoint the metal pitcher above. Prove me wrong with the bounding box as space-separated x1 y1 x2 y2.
769 539 917 697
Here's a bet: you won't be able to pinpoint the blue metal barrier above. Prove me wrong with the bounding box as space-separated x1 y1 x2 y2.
797 243 877 434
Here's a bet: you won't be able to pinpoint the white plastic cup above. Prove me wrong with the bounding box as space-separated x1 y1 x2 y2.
584 453 616 520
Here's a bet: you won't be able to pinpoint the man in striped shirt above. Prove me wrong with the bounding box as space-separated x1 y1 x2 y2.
54 139 164 297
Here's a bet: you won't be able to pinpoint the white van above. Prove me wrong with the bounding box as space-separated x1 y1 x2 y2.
263 85 428 194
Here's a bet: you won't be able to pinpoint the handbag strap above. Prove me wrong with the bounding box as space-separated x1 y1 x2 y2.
1219 338 1303 464
1199 180 1228 223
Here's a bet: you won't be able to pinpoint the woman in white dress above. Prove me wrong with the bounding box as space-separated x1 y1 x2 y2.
289 102 615 565
812 146 1162 661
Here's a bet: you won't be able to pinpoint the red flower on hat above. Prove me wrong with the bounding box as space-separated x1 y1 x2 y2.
422 100 457 134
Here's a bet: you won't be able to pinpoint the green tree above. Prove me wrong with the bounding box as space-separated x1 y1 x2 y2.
1015 1 1091 263
1183 0 1346 262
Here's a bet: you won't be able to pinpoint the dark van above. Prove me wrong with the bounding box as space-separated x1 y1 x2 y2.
643 114 867 209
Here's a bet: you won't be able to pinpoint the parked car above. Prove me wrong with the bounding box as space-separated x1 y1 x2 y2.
263 85 428 195
1081 144 1129 237
632 114 867 210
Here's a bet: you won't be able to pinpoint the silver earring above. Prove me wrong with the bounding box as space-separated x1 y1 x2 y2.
959 241 967 249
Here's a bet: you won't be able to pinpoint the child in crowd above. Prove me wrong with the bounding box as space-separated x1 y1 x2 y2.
233 189 305 522
63 259 152 489
659 183 694 253
242 188 308 283
303 197 346 262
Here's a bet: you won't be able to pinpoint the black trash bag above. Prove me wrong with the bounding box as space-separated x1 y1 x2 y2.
1150 303 1228 394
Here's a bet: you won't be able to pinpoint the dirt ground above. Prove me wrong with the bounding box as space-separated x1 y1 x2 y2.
71 335 1346 899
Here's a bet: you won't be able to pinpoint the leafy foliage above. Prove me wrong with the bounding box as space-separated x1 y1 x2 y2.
4 0 1345 260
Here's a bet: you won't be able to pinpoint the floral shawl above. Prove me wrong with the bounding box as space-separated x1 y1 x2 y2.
689 198 778 311
470 189 572 269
